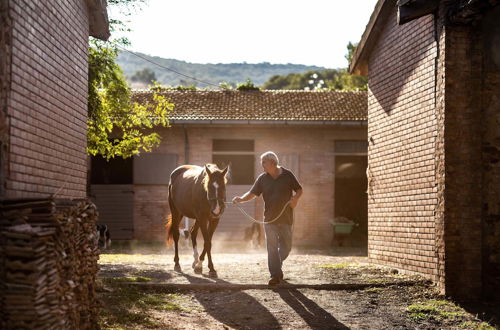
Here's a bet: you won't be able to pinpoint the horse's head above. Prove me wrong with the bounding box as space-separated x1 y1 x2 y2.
204 164 228 218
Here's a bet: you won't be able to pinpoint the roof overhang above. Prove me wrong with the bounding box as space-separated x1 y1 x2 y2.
398 0 439 25
87 0 110 40
350 0 500 75
349 0 395 76
169 120 368 126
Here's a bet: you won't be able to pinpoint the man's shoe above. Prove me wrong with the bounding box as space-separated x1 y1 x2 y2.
268 277 280 286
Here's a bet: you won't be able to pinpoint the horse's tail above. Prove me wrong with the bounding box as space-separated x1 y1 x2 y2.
165 214 174 247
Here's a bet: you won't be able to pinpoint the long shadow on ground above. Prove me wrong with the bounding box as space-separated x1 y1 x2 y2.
276 288 349 330
461 300 500 328
98 263 174 281
181 273 282 329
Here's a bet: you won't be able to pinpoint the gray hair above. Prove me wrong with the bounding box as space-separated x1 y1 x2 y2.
260 151 279 165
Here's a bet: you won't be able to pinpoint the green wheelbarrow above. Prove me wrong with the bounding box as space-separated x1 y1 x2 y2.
330 217 358 246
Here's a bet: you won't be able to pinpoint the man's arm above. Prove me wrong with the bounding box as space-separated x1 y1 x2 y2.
232 191 257 203
289 188 303 208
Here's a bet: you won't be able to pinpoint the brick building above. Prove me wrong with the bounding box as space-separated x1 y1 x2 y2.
350 0 500 298
0 0 109 200
91 90 368 247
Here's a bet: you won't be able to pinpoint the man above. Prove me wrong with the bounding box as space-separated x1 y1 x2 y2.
232 151 303 285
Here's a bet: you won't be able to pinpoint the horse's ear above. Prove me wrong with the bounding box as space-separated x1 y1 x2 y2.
222 166 229 177
205 164 212 176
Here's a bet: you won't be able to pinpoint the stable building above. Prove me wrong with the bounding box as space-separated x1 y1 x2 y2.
90 89 368 248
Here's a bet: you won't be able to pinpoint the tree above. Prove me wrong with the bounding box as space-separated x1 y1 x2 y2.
130 67 157 84
236 79 261 91
87 0 174 160
261 43 367 91
345 41 358 67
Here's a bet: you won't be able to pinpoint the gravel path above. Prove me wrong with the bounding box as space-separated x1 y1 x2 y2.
99 249 472 329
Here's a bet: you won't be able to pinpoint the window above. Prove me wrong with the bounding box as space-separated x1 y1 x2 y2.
133 153 178 185
334 140 368 154
212 139 254 185
91 156 133 184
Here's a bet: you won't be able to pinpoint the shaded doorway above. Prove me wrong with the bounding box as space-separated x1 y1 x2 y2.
334 155 368 248
90 156 134 239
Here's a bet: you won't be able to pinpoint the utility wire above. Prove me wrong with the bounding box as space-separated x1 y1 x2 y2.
114 44 224 89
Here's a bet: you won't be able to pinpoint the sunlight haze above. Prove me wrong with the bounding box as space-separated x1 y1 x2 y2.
111 0 379 68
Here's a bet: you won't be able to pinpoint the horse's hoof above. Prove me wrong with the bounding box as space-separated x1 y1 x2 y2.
194 266 202 274
174 264 181 272
208 270 218 278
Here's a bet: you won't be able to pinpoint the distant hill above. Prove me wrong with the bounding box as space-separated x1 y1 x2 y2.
116 51 326 89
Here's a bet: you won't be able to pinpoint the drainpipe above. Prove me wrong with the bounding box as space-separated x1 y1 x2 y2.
183 125 190 164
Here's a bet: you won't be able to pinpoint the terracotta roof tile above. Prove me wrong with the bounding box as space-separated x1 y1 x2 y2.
132 90 367 122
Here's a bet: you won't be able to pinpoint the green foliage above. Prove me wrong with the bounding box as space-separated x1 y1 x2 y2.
88 41 174 160
87 0 174 160
99 283 183 328
236 79 261 91
328 69 367 91
116 51 325 88
262 68 367 91
345 41 358 67
316 263 352 269
107 276 152 282
406 300 466 321
261 42 367 91
218 82 235 90
130 67 157 84
149 82 198 92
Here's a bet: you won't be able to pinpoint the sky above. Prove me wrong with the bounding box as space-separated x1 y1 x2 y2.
110 0 379 69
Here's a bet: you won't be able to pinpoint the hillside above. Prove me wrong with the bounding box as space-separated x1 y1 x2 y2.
116 51 326 88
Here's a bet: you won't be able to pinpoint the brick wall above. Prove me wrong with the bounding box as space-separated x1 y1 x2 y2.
481 5 500 297
367 10 439 280
435 4 446 294
131 124 367 246
368 3 496 299
440 22 483 299
5 0 89 199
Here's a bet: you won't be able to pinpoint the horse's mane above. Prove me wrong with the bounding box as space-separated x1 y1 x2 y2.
202 164 228 190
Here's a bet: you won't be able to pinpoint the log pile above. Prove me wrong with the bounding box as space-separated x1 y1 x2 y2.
0 198 100 329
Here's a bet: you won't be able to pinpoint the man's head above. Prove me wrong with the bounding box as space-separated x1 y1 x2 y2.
260 151 279 174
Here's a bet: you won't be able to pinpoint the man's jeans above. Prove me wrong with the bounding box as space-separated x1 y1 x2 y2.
264 223 292 279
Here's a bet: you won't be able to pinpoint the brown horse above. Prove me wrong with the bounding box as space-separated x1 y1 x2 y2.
166 164 228 277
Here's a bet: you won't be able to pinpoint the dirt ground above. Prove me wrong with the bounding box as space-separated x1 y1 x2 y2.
97 245 499 330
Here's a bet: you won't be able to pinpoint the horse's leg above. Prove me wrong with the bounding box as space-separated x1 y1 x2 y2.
200 218 219 277
191 221 202 274
171 210 182 272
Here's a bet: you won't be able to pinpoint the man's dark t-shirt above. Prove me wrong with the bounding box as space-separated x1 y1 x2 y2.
250 167 302 225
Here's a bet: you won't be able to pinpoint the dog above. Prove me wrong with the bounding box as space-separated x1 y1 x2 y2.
96 224 111 250
243 223 263 248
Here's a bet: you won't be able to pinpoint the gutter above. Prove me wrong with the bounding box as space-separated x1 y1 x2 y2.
170 120 367 126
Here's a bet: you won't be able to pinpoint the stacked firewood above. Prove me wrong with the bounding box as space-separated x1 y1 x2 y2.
0 198 100 330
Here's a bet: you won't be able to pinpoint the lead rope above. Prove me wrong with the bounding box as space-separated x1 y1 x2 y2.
224 201 291 225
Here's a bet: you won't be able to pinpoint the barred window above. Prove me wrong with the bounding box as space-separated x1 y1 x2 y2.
213 139 254 185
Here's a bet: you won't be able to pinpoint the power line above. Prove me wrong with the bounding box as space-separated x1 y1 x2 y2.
114 44 224 89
